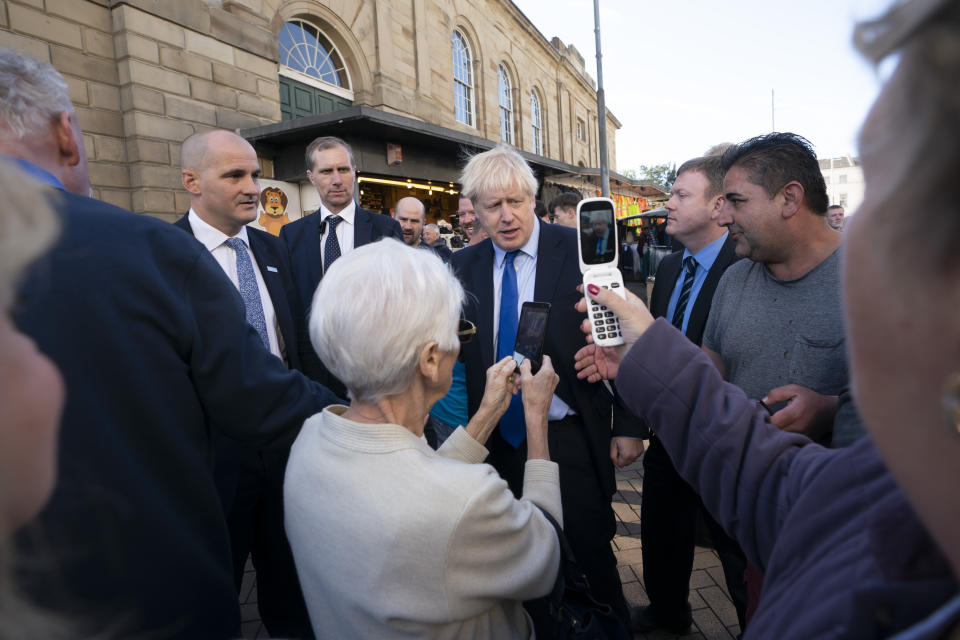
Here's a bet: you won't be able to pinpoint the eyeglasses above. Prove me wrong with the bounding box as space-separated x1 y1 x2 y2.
457 318 476 344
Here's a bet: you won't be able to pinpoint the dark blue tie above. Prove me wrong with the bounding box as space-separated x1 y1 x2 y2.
224 237 269 349
496 251 525 447
671 256 698 330
323 215 343 274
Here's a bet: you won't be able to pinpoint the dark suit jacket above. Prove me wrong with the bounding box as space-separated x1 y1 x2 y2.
174 213 301 372
279 206 403 317
280 207 402 390
649 235 739 345
15 190 339 640
450 222 643 497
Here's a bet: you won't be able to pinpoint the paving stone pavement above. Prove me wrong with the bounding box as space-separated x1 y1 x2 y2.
239 450 740 640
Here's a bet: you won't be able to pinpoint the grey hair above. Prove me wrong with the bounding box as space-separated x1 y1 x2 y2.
308 239 464 403
460 145 538 203
0 48 72 140
424 223 440 234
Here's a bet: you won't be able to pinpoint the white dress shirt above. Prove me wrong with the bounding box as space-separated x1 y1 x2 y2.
318 200 357 265
491 218 574 420
187 209 284 361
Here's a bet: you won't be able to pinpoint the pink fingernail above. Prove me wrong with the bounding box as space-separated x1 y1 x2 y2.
587 284 600 295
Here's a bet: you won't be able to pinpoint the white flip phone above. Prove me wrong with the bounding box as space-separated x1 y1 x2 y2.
576 197 625 347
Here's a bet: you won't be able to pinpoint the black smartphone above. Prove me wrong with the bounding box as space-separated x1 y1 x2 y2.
513 302 551 374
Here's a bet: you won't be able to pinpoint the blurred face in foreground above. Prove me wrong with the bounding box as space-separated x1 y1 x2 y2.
0 314 64 535
843 68 960 576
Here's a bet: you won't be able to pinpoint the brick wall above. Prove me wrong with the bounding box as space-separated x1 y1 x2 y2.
1 0 618 221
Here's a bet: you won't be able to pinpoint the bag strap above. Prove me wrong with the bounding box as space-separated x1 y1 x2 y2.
536 507 594 601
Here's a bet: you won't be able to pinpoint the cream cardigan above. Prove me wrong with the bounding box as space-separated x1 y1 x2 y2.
284 406 562 639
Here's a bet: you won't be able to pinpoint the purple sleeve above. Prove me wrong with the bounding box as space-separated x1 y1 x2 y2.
615 318 831 569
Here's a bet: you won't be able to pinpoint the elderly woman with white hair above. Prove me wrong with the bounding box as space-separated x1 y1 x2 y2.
284 238 563 638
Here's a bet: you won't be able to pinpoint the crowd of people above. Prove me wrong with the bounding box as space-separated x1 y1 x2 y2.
1 0 959 638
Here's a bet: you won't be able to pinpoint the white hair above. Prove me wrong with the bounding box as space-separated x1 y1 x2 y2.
460 145 538 203
0 48 73 140
308 239 464 403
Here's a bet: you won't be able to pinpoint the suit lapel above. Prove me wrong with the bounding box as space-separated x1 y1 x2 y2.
248 233 282 309
686 236 738 343
534 223 566 303
473 242 496 369
303 213 324 289
354 209 373 247
653 253 682 318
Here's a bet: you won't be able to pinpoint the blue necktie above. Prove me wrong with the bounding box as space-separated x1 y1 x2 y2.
671 256 698 331
323 215 343 274
496 251 525 447
224 237 269 349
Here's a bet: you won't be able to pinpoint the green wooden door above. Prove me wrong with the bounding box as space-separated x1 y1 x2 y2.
279 76 352 121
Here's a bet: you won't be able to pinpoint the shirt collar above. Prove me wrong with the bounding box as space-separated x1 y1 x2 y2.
683 231 728 272
493 216 541 267
319 199 356 225
188 208 250 252
2 155 64 190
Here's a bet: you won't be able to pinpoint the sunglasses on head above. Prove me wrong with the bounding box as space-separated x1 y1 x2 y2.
457 318 476 344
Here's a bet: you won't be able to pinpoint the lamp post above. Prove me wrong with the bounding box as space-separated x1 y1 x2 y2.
594 0 610 198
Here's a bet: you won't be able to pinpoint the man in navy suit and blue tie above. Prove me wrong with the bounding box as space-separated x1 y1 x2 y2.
2 48 339 639
175 130 314 639
450 145 645 629
280 136 402 394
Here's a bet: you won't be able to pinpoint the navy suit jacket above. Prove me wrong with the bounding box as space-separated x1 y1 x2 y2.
174 213 302 372
280 206 402 390
279 206 403 317
450 221 643 496
14 190 339 639
649 235 739 346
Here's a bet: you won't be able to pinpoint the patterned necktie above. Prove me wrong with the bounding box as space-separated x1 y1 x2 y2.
224 237 269 348
496 251 526 447
323 215 344 274
671 255 698 330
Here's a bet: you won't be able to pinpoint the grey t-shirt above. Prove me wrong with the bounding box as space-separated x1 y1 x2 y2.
703 248 848 407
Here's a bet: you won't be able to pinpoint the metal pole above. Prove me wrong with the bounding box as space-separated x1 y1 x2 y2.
594 0 610 198
771 89 775 131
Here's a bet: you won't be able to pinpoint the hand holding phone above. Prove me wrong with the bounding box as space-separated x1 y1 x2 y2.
513 302 551 374
577 197 625 347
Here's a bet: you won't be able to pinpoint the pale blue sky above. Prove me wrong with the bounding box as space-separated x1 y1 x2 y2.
512 0 894 172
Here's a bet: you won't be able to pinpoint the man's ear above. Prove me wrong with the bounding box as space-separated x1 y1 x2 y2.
781 181 804 219
182 169 201 195
418 341 442 382
54 112 81 167
709 194 724 217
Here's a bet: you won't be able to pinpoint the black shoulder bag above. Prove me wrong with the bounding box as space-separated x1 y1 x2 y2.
524 509 631 639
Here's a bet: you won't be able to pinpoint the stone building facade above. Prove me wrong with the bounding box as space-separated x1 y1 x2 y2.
1 0 633 224
819 156 864 215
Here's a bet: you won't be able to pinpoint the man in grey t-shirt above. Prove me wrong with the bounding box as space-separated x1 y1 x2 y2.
706 133 863 446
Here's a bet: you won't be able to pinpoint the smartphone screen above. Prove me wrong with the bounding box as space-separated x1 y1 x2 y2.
579 200 617 267
513 302 551 373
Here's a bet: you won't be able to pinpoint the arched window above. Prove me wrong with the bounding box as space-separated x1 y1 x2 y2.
278 19 353 120
452 30 474 127
279 19 351 90
530 90 543 155
498 65 514 145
